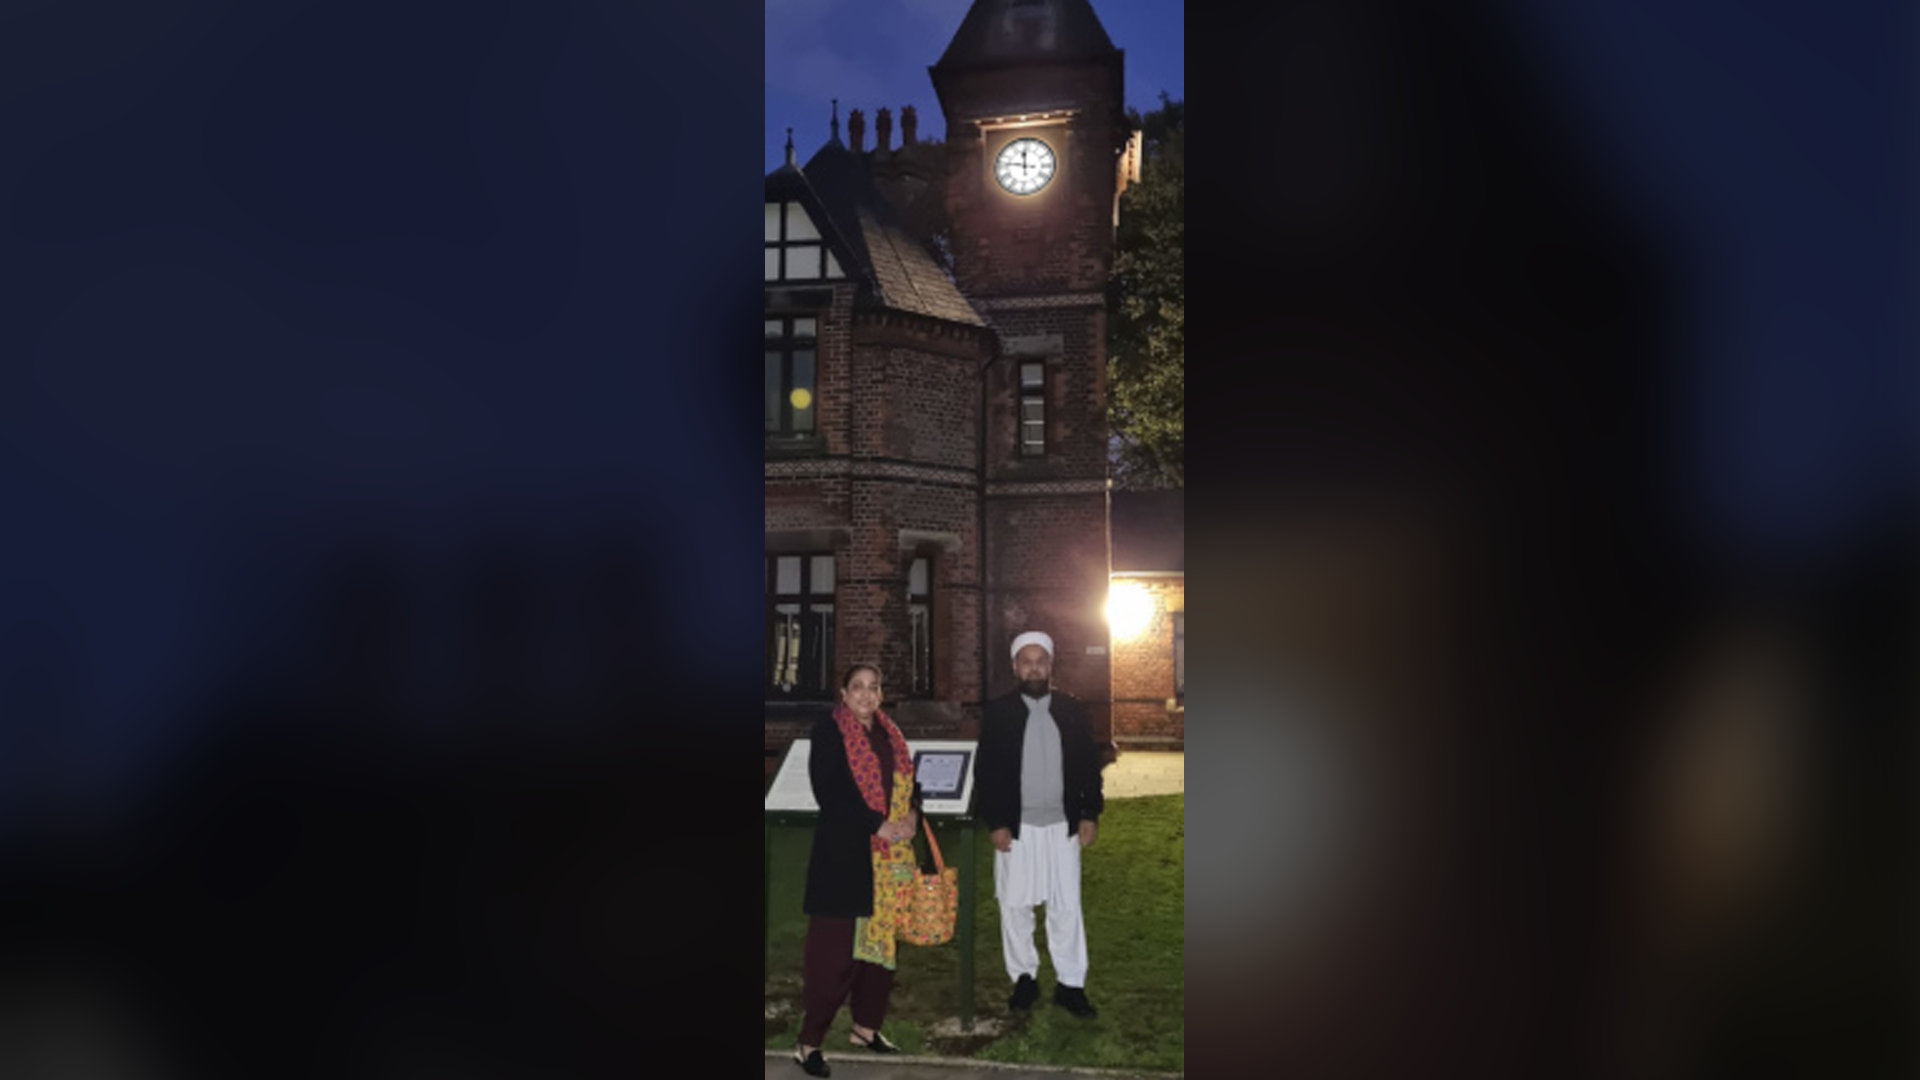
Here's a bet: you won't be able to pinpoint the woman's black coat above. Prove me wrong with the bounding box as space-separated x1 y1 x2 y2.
802 714 923 918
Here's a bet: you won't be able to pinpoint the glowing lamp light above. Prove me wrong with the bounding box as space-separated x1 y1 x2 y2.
790 388 813 410
1106 581 1155 642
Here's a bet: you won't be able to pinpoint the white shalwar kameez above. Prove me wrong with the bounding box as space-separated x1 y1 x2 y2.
992 693 1089 988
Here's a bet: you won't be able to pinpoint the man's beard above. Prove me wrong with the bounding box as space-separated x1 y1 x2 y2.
1019 677 1051 699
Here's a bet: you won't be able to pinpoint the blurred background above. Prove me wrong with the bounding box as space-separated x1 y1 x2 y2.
1 0 1915 1076
1192 0 1920 1077
0 1 765 1076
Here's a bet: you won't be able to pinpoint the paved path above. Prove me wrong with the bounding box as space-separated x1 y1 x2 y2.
1100 750 1183 799
764 1050 1180 1079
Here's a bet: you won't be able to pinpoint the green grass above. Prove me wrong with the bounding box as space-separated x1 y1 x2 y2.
764 794 1184 1074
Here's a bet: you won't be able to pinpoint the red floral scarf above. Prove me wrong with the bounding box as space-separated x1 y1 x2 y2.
834 703 917 969
833 703 914 854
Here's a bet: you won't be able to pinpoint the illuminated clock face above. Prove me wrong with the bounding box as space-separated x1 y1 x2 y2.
994 137 1057 195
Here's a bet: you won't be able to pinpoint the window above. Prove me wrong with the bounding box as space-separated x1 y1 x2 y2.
768 553 835 697
907 556 932 696
1019 362 1046 457
765 201 845 283
766 316 818 435
1173 611 1184 698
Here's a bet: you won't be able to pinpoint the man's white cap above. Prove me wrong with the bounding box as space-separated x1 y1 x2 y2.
1010 631 1054 661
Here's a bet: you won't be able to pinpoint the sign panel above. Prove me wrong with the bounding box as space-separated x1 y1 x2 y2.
765 738 979 816
764 739 818 813
908 742 976 815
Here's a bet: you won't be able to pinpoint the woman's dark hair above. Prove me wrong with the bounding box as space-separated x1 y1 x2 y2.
841 663 882 690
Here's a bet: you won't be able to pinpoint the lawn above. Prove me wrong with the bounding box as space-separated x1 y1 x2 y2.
764 793 1184 1074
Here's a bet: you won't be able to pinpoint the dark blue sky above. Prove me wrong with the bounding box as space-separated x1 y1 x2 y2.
765 0 1186 172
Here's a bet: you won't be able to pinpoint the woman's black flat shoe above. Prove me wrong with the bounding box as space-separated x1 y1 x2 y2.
795 1047 831 1077
851 1029 901 1053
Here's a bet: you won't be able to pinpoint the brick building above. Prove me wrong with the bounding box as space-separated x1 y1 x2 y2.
1108 489 1183 748
765 0 1142 768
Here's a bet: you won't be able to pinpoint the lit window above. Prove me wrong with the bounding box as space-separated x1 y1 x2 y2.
766 316 818 436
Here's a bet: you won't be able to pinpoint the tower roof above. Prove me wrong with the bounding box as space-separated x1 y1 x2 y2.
932 0 1119 73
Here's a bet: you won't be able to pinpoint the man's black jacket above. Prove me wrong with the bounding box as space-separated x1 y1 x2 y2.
972 689 1104 840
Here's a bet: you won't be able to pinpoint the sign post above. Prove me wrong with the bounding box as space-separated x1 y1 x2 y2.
764 738 981 1031
958 817 976 1031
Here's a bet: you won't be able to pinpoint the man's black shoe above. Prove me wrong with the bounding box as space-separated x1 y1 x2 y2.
1008 974 1039 1011
1054 984 1098 1019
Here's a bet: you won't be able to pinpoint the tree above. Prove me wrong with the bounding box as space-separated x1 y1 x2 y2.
1107 94 1184 489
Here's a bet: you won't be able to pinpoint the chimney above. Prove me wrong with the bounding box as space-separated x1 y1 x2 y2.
848 109 866 153
876 107 892 152
901 105 918 146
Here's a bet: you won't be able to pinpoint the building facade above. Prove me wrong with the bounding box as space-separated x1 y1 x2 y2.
1108 489 1184 748
765 0 1136 763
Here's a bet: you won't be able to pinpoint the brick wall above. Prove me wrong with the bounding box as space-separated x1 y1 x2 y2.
981 492 1110 742
851 326 985 718
1111 576 1183 744
763 480 848 533
985 495 1107 592
880 345 980 469
939 66 1124 299
831 475 983 732
765 325 990 743
983 306 1107 480
984 587 1112 746
815 284 857 456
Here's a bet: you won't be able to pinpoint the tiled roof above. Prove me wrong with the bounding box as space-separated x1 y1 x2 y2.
853 204 984 327
932 0 1119 73
766 139 984 329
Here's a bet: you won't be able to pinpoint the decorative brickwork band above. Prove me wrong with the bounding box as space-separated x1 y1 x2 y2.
766 457 981 488
971 292 1107 312
984 479 1108 496
765 459 851 480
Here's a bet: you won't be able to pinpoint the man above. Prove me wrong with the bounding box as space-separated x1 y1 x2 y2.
973 630 1105 1019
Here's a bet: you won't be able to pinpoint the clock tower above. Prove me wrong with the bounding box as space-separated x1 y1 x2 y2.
931 0 1130 738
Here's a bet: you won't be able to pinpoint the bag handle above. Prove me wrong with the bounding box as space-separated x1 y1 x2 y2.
920 816 946 874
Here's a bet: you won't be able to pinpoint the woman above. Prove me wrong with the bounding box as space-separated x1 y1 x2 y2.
793 663 923 1078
